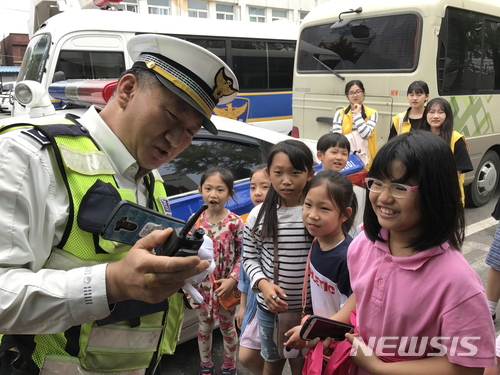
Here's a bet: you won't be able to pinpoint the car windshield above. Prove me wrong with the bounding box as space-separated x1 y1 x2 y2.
158 134 271 196
17 33 51 83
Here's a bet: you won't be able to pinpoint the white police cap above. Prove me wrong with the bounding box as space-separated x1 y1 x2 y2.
128 34 239 135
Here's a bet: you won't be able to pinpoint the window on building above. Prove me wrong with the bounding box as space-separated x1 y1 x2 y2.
148 0 170 15
216 4 234 20
117 0 138 12
272 9 287 21
300 11 309 21
249 7 265 23
188 0 208 18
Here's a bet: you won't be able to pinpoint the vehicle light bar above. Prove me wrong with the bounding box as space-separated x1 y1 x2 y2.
80 0 123 9
48 79 118 105
94 0 123 6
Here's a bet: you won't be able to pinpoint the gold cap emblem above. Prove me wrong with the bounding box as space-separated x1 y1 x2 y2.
213 68 237 101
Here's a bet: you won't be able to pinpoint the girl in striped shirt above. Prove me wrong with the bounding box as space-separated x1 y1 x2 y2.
242 139 315 375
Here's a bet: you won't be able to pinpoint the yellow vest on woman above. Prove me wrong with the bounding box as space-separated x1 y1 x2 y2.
338 105 378 169
451 131 469 206
391 110 411 135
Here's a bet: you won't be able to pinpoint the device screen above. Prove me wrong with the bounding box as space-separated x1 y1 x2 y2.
101 201 185 245
300 316 353 341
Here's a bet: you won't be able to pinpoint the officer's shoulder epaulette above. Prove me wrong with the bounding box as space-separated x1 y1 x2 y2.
22 123 90 146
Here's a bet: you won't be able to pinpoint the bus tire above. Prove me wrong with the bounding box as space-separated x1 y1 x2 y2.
465 150 500 208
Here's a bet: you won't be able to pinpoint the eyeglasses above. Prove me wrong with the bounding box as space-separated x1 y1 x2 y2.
347 90 363 96
365 178 419 198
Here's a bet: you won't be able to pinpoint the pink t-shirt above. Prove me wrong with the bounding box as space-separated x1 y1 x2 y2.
348 229 495 371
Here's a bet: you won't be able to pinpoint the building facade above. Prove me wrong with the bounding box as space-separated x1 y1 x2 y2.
116 0 328 23
0 34 29 66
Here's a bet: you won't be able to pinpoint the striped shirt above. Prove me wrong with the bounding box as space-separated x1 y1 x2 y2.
332 107 378 139
242 204 312 312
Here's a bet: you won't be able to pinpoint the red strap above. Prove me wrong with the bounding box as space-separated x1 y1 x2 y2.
302 340 327 375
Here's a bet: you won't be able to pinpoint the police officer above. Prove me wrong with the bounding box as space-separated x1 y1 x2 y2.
0 34 238 374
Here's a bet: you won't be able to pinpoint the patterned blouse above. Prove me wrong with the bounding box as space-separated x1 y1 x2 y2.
191 210 243 318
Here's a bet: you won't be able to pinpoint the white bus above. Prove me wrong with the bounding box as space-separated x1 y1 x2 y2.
15 8 298 133
293 0 500 206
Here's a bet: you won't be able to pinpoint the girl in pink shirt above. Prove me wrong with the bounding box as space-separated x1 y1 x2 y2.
312 131 495 374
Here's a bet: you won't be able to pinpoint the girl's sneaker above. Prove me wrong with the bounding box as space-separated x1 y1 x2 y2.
219 366 236 375
198 363 214 375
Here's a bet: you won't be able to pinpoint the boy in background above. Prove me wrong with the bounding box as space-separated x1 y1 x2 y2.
316 133 350 172
316 133 365 233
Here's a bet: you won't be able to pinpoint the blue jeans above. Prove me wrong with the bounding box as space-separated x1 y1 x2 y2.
256 306 280 362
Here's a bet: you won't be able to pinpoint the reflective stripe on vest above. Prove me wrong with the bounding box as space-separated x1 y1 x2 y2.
41 355 146 375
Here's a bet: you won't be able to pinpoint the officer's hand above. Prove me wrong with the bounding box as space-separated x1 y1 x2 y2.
106 228 210 304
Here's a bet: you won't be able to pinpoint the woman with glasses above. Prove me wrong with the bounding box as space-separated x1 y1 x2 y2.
307 130 495 374
331 80 378 169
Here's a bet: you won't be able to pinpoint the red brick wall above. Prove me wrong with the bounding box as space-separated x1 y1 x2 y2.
1 33 29 66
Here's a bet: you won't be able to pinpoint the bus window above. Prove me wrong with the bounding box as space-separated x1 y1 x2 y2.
297 14 420 72
55 51 125 80
484 20 500 91
268 41 295 90
231 40 294 91
232 40 269 90
183 38 227 63
438 7 500 95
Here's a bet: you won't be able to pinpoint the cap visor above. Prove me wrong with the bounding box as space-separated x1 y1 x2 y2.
154 73 218 135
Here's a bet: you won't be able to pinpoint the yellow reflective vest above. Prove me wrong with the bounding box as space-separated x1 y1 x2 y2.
1 120 184 374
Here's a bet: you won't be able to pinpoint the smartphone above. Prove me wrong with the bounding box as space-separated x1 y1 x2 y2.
100 200 186 245
299 315 354 341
